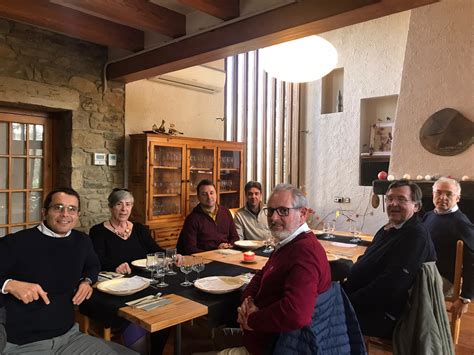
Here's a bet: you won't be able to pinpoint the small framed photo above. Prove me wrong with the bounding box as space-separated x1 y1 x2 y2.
369 123 393 155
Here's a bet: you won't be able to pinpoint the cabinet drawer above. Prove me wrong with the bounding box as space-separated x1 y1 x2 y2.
152 226 182 249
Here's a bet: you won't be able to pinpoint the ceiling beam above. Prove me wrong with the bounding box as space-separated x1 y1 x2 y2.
178 0 239 20
107 0 438 83
0 0 144 51
59 0 185 38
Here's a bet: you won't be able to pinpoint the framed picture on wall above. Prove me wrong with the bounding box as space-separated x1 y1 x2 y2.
369 122 393 155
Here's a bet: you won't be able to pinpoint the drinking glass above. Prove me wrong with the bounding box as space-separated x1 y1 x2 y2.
262 234 274 254
180 257 194 287
166 248 177 275
192 256 205 281
154 252 168 287
349 225 361 243
146 253 158 285
323 222 335 239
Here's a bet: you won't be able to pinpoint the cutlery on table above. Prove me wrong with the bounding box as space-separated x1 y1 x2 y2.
127 293 162 308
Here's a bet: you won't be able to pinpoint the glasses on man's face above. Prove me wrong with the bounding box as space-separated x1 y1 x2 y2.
263 206 300 217
384 196 413 205
48 204 79 215
433 190 456 198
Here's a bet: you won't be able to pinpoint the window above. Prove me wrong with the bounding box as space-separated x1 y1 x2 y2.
0 110 52 237
225 50 301 198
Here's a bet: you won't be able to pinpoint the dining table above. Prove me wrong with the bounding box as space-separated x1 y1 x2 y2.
79 260 256 355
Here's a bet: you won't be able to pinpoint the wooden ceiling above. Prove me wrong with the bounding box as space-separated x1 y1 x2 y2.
0 0 437 83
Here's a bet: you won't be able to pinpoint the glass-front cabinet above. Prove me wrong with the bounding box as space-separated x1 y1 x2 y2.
129 134 244 248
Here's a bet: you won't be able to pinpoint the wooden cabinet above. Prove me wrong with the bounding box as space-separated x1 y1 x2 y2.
129 134 244 248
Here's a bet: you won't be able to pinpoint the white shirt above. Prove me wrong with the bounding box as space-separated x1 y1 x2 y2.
434 204 459 215
275 222 311 249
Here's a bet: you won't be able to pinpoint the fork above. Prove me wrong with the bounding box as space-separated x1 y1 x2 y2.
131 293 162 308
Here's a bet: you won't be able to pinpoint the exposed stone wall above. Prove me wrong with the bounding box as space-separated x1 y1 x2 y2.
0 19 125 231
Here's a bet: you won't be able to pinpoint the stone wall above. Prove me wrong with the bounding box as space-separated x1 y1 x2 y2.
0 19 125 231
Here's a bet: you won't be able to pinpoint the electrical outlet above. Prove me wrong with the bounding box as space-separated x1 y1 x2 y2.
343 197 351 203
334 197 343 203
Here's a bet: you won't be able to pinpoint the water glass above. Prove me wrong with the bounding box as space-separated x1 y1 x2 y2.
180 257 194 287
262 234 274 254
323 222 335 239
146 253 158 285
192 256 205 281
166 248 177 275
154 252 168 287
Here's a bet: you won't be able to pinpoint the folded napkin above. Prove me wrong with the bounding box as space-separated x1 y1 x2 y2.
330 242 357 248
139 298 171 311
196 277 242 291
216 249 242 255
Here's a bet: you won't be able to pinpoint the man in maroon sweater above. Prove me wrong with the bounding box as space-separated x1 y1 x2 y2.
178 179 239 254
237 184 331 354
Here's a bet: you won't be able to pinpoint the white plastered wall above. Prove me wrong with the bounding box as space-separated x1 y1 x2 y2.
301 12 411 234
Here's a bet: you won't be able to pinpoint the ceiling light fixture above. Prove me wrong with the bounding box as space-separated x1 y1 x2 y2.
260 35 338 83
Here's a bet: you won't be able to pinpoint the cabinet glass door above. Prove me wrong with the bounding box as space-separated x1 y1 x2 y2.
188 148 214 212
150 144 184 218
219 150 241 209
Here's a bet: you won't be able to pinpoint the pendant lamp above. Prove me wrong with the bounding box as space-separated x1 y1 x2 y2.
260 35 338 83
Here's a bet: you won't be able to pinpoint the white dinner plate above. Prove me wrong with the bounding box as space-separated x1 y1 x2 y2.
234 240 264 250
97 276 150 296
194 276 245 294
131 258 147 268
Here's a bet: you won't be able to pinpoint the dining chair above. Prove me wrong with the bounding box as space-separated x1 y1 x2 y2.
445 239 464 345
75 309 114 341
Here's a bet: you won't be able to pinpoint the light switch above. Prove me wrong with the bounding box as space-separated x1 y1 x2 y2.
93 153 107 165
108 154 117 166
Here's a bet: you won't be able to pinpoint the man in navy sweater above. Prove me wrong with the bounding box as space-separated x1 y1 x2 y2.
422 177 473 318
0 188 136 354
343 180 436 339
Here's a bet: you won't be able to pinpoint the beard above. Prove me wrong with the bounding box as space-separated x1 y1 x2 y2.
269 221 296 241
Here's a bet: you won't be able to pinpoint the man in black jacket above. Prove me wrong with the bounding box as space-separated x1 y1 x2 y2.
0 188 136 354
423 177 473 318
343 180 436 339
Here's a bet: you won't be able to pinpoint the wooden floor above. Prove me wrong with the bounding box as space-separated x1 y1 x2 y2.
368 306 474 355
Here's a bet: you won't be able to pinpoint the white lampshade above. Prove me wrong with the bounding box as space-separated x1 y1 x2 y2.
260 35 338 83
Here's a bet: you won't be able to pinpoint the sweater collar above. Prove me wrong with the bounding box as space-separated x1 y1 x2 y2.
434 204 459 215
38 221 72 238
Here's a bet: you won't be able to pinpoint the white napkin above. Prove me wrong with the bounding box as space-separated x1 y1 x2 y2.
330 242 358 248
216 249 242 255
106 276 148 292
197 277 241 291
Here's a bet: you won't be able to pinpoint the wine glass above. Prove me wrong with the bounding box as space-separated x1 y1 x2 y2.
154 252 168 287
349 225 361 243
262 234 274 254
192 256 205 281
146 253 158 285
323 222 335 239
180 257 194 287
165 248 177 275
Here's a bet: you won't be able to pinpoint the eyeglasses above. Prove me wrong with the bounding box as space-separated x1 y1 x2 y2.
384 197 413 204
433 190 456 198
263 206 300 217
48 204 79 214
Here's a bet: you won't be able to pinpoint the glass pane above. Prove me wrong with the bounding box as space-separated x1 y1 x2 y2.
188 195 199 212
29 124 44 156
11 225 25 234
0 228 6 238
0 158 7 189
190 148 213 170
0 192 7 224
29 191 42 222
153 168 181 195
12 158 26 189
154 146 182 168
152 196 180 216
0 122 7 154
11 123 26 155
12 192 25 223
29 158 43 188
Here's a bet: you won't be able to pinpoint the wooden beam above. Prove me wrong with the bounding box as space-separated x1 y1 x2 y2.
178 0 239 20
107 0 438 83
59 0 185 38
0 0 144 51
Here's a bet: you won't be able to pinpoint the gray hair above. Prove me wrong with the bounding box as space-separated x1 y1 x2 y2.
433 177 461 195
108 188 134 207
271 184 308 208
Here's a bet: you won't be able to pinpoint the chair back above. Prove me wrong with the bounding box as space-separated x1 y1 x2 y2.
445 239 464 344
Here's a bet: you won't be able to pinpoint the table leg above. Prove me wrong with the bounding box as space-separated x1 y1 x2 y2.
174 324 182 355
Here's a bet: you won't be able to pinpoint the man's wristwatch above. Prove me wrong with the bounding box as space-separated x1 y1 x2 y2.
460 297 471 304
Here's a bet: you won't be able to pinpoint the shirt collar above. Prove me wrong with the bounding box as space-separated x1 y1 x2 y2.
275 222 310 249
200 204 219 221
434 204 459 215
37 222 72 238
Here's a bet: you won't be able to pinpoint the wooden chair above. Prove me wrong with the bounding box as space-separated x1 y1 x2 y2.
445 239 464 345
75 310 114 341
365 336 392 353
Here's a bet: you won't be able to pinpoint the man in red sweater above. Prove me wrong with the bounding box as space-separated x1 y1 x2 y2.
237 184 331 354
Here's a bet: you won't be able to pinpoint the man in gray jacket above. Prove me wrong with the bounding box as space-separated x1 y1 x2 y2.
234 181 272 241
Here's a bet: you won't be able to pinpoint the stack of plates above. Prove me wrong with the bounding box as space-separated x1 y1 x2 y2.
97 276 150 296
194 276 245 294
234 240 264 250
